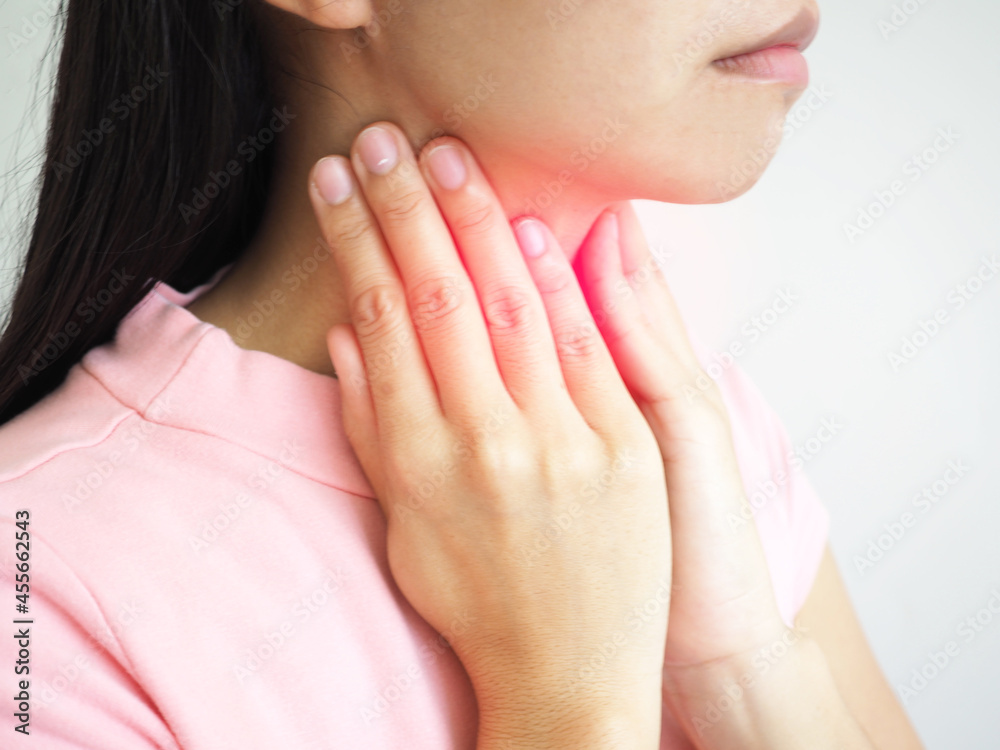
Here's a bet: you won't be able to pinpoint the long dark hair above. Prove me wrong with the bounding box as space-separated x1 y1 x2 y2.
0 0 277 426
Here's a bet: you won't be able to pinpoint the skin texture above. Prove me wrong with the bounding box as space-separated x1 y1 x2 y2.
188 0 817 375
185 0 925 746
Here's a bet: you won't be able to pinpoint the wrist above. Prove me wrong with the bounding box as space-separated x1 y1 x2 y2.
662 628 874 750
477 698 660 750
473 669 663 750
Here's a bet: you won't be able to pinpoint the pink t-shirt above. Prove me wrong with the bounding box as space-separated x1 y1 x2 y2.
0 265 829 748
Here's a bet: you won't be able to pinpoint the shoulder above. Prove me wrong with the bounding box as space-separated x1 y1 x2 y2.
0 364 133 492
687 332 832 625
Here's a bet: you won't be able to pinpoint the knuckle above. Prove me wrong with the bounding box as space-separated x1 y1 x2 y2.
450 200 497 237
351 283 407 340
379 188 428 226
329 212 373 249
480 283 533 337
466 434 533 490
532 261 574 296
409 274 464 332
447 400 518 457
367 365 404 404
552 320 601 360
568 442 605 484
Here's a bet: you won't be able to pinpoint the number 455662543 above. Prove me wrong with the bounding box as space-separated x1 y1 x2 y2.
14 509 30 615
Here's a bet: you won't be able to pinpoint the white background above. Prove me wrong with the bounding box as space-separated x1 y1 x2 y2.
2 0 997 746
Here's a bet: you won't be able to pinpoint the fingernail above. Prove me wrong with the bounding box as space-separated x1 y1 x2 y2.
357 126 398 175
314 157 353 205
427 144 467 190
515 218 546 258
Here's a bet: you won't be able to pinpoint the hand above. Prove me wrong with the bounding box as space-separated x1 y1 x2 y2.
306 123 671 749
572 201 788 675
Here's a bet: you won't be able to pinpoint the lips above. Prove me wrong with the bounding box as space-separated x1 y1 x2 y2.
713 6 820 62
712 45 810 86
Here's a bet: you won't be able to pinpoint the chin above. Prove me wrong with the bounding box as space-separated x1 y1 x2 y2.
674 133 784 204
639 164 772 206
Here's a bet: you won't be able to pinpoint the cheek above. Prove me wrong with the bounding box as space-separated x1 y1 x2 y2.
593 74 798 204
394 0 798 205
396 0 678 141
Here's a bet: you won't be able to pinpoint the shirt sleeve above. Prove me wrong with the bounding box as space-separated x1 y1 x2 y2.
686 335 831 626
0 518 180 749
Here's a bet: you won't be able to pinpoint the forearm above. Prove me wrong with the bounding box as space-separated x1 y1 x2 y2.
662 629 876 750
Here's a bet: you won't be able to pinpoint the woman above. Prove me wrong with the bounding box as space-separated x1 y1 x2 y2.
0 0 923 747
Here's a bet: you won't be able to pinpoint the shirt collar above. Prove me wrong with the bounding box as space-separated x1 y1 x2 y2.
81 264 376 499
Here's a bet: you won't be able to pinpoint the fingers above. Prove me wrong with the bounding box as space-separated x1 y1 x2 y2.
325 323 380 481
574 206 650 355
511 211 638 431
309 154 442 447
575 204 705 408
415 138 580 412
344 124 521 422
613 202 701 374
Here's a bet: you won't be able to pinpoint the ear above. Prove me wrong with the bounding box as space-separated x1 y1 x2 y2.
259 0 372 31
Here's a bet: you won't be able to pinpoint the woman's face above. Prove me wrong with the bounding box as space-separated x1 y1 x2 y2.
354 0 820 206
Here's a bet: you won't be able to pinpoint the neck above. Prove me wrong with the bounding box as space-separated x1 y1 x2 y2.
186 113 618 379
186 29 619 377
